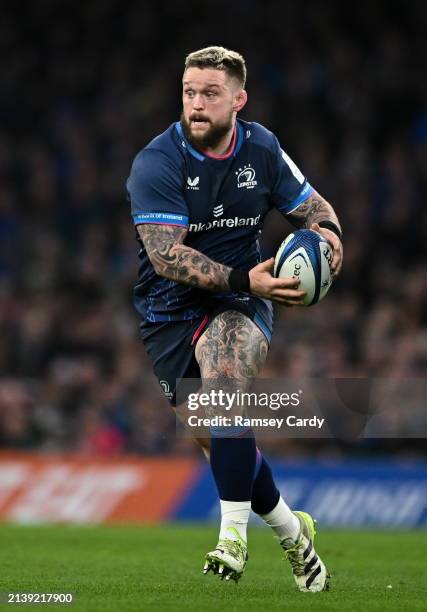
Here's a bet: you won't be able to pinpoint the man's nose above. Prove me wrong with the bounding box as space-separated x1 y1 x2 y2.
192 94 205 110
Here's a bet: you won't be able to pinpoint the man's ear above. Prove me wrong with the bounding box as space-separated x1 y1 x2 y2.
233 89 248 113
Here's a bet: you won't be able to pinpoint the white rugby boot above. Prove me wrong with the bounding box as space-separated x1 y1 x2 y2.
203 527 248 583
280 511 330 592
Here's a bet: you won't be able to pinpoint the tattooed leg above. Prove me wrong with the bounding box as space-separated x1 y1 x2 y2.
194 309 268 442
195 310 268 383
194 311 268 547
176 310 268 453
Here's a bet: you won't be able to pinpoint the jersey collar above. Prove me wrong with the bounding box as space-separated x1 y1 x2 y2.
175 121 244 161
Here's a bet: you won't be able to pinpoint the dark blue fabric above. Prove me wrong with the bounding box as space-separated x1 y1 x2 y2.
210 434 257 501
140 294 273 406
127 119 312 323
251 454 280 515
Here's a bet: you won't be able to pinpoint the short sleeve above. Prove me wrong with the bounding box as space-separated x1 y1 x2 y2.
270 137 314 215
126 149 189 228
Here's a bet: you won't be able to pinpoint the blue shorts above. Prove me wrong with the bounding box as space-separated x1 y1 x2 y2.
140 296 273 406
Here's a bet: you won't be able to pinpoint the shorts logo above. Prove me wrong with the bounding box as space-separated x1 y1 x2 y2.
160 380 173 400
236 165 257 189
212 204 223 217
187 176 200 190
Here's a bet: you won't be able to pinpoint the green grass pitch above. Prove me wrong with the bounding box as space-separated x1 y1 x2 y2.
0 524 426 611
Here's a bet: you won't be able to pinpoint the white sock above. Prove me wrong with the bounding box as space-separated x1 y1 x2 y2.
260 496 300 542
219 500 251 543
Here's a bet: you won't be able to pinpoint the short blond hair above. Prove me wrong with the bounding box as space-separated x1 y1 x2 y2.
185 46 246 87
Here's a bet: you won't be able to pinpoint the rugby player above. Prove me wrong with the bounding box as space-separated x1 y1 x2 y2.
126 46 342 592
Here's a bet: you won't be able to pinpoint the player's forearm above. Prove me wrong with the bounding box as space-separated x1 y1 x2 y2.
138 224 232 291
288 191 342 234
155 243 232 291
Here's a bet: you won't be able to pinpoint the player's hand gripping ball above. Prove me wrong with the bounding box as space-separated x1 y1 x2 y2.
274 229 333 306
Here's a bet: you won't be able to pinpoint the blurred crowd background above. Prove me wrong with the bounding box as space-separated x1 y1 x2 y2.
0 0 426 456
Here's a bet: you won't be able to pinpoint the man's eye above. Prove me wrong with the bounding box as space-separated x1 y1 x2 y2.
206 92 217 98
185 90 194 97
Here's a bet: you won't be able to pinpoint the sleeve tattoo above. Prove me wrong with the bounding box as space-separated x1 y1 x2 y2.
287 191 342 233
137 224 232 291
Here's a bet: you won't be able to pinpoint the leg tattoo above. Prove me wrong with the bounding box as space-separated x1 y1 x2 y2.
195 310 268 385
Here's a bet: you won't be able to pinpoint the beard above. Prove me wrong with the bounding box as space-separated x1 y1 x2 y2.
180 111 234 151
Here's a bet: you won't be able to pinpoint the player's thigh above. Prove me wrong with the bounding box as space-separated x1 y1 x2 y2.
195 309 268 384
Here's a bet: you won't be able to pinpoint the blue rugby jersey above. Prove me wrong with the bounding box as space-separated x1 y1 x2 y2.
126 119 314 323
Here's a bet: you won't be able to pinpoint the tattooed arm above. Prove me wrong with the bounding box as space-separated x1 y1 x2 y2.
287 190 341 232
137 223 232 291
287 191 343 277
137 223 306 304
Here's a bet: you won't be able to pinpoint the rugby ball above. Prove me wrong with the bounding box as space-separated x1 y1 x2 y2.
274 229 333 306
